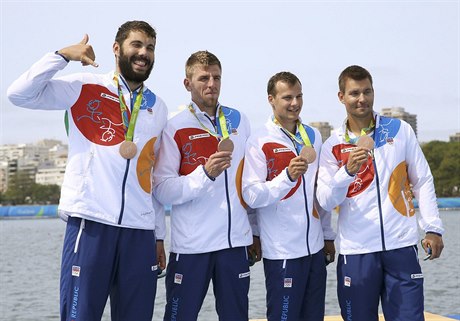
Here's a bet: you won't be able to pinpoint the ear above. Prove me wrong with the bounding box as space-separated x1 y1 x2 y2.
113 42 120 57
183 78 191 92
338 91 345 104
268 94 274 107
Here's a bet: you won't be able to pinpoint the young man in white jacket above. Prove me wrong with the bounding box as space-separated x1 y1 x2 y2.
242 71 336 321
153 50 257 321
7 21 168 321
316 65 444 321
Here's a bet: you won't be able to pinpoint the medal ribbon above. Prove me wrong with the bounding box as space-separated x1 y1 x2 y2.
114 75 144 142
188 104 230 140
273 117 312 149
344 119 375 144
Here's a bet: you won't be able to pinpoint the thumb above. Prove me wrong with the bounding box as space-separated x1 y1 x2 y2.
79 34 89 45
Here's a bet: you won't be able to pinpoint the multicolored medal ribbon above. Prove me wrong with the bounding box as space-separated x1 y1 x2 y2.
188 104 234 152
114 75 144 159
274 117 316 164
345 118 375 158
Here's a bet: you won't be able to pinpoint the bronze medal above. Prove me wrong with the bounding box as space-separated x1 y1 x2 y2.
357 135 375 150
300 146 316 164
218 138 234 152
119 141 137 159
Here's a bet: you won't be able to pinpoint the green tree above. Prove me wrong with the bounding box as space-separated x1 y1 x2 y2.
2 170 62 205
31 184 61 204
422 141 460 197
2 170 36 205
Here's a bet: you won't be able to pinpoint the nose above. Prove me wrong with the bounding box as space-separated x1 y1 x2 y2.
358 93 366 102
138 46 148 56
292 97 301 107
208 76 215 87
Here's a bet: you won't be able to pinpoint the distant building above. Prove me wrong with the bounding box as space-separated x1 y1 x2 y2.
309 122 333 142
0 161 8 193
0 141 68 191
449 132 460 142
381 107 417 137
35 160 66 186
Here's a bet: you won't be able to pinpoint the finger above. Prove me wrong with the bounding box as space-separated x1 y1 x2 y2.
79 34 89 45
81 55 98 68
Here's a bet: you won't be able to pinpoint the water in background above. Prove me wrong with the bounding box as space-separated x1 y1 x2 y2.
0 211 459 321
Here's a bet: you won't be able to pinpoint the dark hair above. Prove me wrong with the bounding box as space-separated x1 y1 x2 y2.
115 21 156 45
267 71 301 96
185 50 221 78
338 65 373 93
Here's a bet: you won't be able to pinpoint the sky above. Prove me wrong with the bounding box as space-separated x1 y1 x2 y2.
1 0 459 145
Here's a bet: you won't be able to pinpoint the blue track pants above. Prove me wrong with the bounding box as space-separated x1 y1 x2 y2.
337 246 424 321
263 251 327 321
60 217 159 321
163 247 250 321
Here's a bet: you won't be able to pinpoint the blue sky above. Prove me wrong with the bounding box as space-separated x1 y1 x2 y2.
1 0 459 144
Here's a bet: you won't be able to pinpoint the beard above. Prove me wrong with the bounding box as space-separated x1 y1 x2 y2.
118 49 154 84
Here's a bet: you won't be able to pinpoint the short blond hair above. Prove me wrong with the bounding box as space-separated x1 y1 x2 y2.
185 50 221 78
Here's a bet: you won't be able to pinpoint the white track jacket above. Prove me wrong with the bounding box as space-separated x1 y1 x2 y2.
317 113 444 255
7 52 168 237
153 103 253 254
242 118 335 260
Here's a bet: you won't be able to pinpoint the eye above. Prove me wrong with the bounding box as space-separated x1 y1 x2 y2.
350 91 359 97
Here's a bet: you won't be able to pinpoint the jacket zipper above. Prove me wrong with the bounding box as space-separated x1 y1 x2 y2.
117 78 134 225
370 128 385 250
204 112 233 248
373 157 386 251
281 128 311 255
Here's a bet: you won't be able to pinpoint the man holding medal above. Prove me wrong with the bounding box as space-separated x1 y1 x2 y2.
241 71 336 321
7 21 168 320
153 50 256 320
316 65 444 321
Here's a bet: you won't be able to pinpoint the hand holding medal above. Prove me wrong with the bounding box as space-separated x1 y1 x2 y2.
300 146 316 164
357 135 375 158
217 138 234 152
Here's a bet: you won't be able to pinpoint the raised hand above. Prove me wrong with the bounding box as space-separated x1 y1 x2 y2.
287 155 308 181
57 34 99 67
204 151 232 179
346 147 370 175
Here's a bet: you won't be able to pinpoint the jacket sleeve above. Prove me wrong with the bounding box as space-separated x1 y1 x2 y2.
316 139 355 211
153 194 166 240
247 207 259 237
315 195 336 240
152 122 215 206
7 52 81 110
242 136 297 208
404 124 444 235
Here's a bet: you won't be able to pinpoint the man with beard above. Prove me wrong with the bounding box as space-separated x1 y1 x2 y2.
153 50 257 320
7 21 168 321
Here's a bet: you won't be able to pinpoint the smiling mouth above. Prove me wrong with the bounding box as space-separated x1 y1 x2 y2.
132 57 150 70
